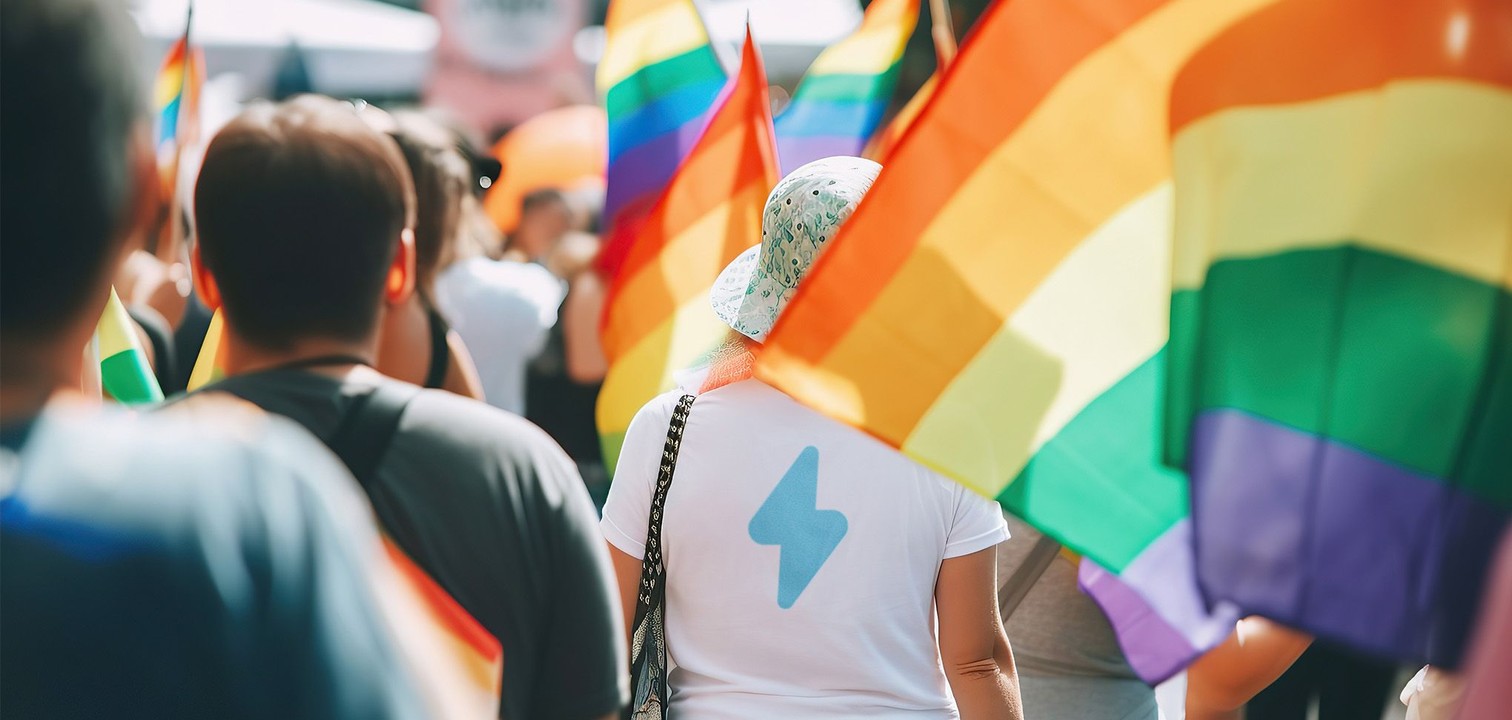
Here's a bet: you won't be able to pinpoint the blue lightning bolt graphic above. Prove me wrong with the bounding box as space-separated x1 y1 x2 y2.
749 446 848 609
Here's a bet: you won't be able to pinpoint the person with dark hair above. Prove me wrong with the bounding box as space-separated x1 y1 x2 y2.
0 1 444 717
374 109 485 400
190 94 627 720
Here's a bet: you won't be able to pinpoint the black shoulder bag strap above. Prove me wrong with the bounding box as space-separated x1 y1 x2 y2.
626 394 695 720
326 382 423 487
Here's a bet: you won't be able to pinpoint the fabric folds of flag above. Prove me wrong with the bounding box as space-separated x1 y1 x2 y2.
756 0 1277 682
98 288 164 405
597 29 779 470
1164 0 1512 668
596 0 727 282
773 0 917 175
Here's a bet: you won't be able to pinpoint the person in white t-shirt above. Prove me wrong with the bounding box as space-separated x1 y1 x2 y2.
601 157 1023 719
434 191 567 415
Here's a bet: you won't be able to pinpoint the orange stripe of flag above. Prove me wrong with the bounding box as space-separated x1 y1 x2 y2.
768 0 1170 368
1171 0 1512 134
381 538 502 692
602 31 778 360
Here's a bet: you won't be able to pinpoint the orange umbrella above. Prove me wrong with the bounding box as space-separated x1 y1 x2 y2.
483 105 606 234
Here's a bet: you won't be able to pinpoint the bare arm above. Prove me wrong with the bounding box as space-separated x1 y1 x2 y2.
936 546 1022 720
564 270 608 384
441 330 485 401
1186 616 1312 719
609 543 641 648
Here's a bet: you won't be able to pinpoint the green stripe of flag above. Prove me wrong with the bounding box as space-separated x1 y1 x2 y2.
101 348 163 405
790 64 902 104
998 351 1186 574
605 47 726 120
1166 245 1511 507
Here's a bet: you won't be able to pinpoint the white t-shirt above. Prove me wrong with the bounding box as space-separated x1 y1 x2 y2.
435 257 564 415
602 379 1008 719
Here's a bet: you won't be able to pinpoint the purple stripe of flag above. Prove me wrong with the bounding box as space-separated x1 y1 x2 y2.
776 135 869 176
1190 409 1508 667
1079 519 1240 684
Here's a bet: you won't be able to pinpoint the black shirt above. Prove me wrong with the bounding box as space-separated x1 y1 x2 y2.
198 369 627 720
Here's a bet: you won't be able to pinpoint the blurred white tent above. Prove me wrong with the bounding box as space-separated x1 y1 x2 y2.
132 0 439 100
573 0 865 88
700 0 863 85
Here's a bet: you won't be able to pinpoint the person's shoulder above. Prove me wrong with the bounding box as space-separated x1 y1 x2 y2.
11 402 361 547
627 388 687 435
399 388 575 471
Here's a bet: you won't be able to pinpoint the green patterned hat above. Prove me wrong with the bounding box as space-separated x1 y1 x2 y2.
710 156 881 342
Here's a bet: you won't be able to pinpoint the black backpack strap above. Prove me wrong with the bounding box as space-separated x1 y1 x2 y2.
326 382 422 488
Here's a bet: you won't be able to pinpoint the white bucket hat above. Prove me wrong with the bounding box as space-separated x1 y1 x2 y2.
710 156 881 342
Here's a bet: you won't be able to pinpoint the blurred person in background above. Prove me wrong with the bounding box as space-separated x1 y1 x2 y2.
189 95 626 720
374 108 485 400
528 214 611 504
437 188 568 415
996 514 1159 719
0 1 442 716
602 158 1021 719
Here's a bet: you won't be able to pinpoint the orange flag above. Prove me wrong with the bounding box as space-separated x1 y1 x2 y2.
596 25 779 470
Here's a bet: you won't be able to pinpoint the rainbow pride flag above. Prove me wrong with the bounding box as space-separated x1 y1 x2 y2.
596 0 727 282
597 28 779 470
153 5 204 205
773 0 917 176
1165 0 1512 668
97 288 163 405
756 0 1276 682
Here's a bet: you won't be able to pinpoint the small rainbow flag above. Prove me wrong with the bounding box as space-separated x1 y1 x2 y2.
756 0 1276 682
97 288 163 405
1165 0 1512 669
153 5 203 196
597 27 779 470
773 0 917 176
596 0 727 282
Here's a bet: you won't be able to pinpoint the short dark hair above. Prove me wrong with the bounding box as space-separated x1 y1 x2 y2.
194 95 416 350
1 0 143 342
387 110 469 302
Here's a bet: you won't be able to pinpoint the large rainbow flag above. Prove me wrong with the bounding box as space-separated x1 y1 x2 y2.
756 0 1277 682
1165 0 1512 668
596 0 727 282
772 0 917 176
97 288 163 405
597 28 779 470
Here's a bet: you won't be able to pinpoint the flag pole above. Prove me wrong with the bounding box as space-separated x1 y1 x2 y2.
158 1 194 265
928 0 956 69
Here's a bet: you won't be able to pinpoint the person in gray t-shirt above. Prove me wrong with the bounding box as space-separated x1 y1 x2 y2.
999 513 1159 720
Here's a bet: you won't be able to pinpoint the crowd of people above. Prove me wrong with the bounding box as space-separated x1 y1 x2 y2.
2 0 1509 719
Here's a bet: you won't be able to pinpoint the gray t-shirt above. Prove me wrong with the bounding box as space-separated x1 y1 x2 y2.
999 513 1158 720
204 369 627 720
